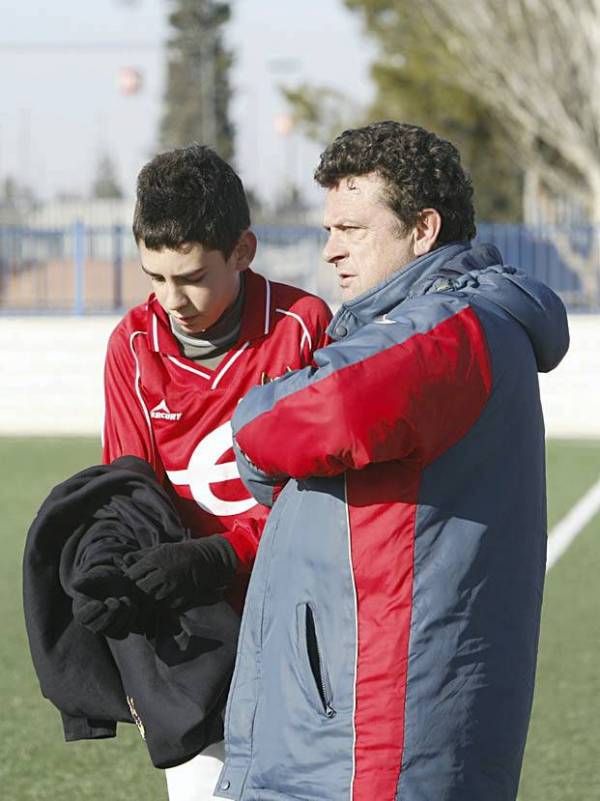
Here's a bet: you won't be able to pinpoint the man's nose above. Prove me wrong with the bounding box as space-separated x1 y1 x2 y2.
322 232 345 264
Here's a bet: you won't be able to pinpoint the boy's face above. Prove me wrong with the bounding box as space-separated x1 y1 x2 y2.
139 232 256 334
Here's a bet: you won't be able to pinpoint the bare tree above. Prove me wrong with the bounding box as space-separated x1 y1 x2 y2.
416 0 600 220
398 0 600 303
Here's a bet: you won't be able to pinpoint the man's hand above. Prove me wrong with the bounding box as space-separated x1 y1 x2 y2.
123 535 237 609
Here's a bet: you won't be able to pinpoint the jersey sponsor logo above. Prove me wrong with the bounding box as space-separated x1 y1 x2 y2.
150 399 183 421
166 421 256 517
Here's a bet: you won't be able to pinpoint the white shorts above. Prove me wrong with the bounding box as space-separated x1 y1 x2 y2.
165 741 226 801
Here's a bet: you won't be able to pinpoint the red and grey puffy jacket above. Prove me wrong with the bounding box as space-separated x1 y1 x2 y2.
219 242 569 801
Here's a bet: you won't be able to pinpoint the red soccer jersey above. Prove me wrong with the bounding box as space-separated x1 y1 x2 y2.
102 268 331 606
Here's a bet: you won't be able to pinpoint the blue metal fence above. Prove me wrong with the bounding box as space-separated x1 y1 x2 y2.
0 222 598 314
475 223 599 309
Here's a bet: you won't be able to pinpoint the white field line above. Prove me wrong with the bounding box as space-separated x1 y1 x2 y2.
546 477 600 572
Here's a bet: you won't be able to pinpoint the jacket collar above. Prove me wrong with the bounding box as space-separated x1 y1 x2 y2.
327 242 472 340
146 268 273 354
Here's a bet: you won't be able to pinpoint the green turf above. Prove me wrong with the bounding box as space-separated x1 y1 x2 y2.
545 439 600 526
0 437 598 800
518 440 600 801
0 438 165 800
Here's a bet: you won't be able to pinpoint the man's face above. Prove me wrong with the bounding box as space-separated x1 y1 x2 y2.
139 236 252 334
322 172 417 301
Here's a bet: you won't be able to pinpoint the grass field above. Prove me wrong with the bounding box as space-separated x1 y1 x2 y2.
1 437 598 801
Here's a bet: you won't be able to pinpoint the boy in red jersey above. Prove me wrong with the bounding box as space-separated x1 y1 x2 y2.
98 144 331 800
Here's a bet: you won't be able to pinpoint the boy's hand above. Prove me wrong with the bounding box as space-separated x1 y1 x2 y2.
123 535 237 609
72 594 138 639
71 565 148 639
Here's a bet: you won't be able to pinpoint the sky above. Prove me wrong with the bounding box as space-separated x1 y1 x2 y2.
0 0 375 206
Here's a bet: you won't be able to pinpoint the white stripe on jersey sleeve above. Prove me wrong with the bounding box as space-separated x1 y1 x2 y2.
264 279 271 335
275 308 312 352
152 313 160 352
129 331 157 465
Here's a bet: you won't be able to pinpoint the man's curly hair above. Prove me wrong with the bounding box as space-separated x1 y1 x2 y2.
314 121 476 243
133 144 250 258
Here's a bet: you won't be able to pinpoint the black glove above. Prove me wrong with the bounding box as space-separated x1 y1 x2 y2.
71 565 148 639
123 535 238 609
72 594 139 640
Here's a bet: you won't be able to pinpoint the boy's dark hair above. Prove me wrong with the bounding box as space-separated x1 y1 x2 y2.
314 121 476 243
133 144 250 258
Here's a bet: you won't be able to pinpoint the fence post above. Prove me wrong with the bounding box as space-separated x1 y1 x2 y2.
112 224 123 311
73 219 86 315
0 228 5 300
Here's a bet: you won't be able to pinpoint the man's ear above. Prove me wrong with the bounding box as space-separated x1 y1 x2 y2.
413 208 442 256
232 229 257 271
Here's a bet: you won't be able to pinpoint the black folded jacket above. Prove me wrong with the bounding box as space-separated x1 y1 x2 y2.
23 455 240 768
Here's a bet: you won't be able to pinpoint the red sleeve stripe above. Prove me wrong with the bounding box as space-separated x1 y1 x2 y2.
235 306 492 478
346 463 421 801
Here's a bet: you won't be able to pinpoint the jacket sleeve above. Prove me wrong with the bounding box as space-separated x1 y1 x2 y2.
232 299 493 480
102 326 165 480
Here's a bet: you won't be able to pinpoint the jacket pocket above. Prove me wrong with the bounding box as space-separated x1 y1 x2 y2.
296 602 336 719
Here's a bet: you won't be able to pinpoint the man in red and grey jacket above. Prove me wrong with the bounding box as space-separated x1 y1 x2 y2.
219 122 570 801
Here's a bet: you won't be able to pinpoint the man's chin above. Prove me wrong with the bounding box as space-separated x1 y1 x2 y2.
338 283 358 301
340 284 365 302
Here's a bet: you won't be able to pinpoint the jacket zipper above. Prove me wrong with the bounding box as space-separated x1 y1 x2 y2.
304 603 336 718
